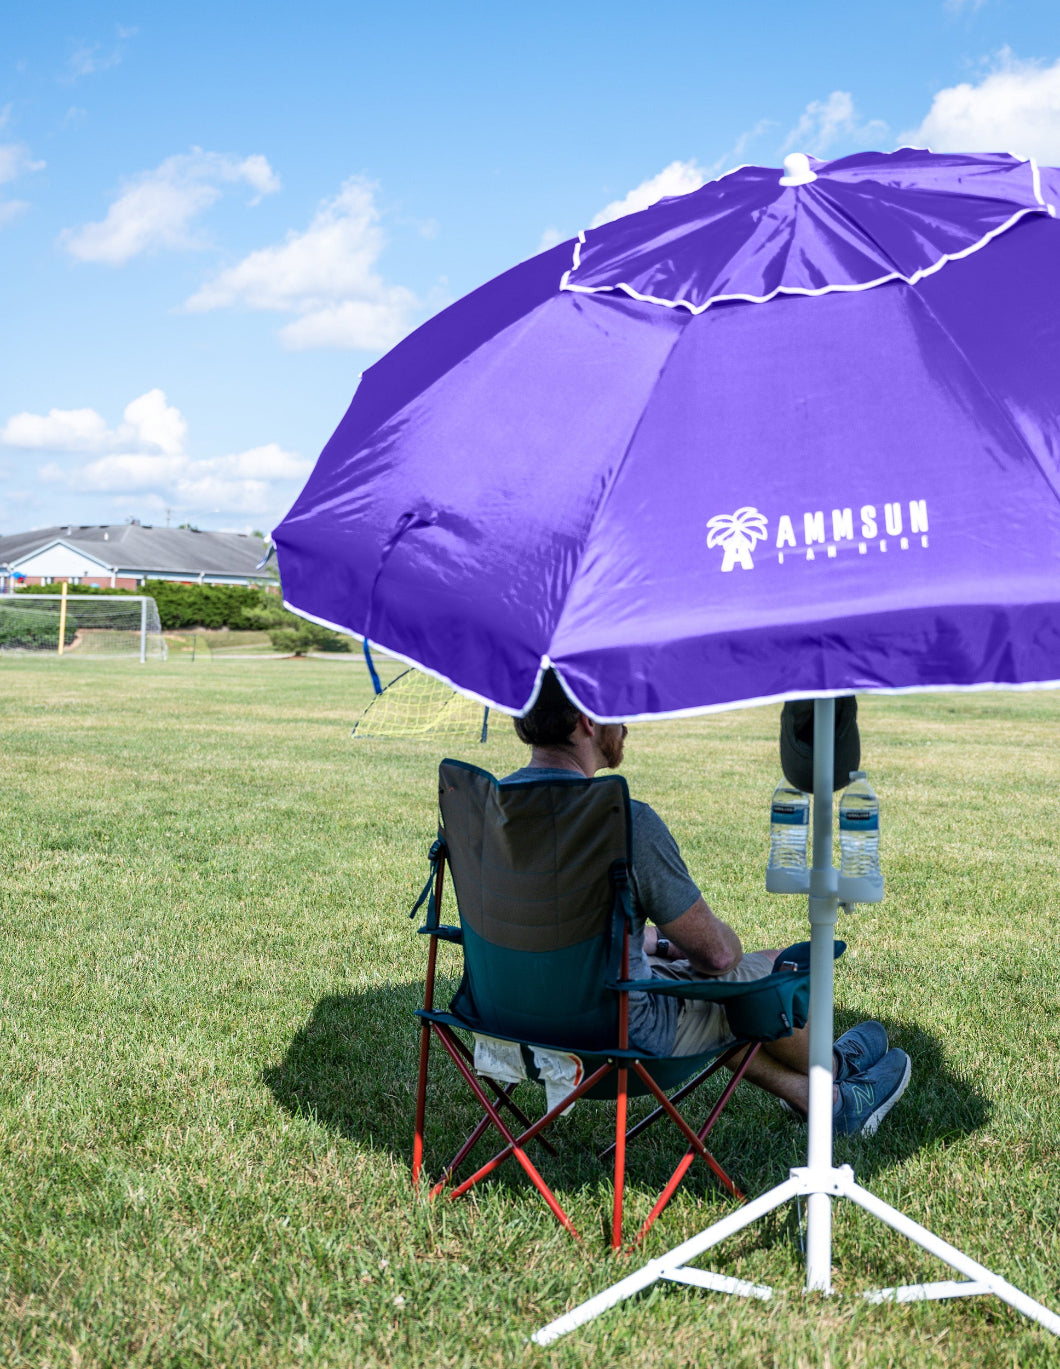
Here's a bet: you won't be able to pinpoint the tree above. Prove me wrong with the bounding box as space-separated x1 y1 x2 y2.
267 620 351 656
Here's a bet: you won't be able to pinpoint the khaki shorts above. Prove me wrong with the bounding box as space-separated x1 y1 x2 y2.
646 950 777 1057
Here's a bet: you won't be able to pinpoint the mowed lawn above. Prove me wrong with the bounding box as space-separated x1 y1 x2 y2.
1 656 1058 1369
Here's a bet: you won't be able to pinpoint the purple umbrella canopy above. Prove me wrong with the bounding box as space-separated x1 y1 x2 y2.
273 149 1060 720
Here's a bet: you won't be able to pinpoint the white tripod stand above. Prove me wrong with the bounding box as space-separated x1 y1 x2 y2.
533 698 1060 1345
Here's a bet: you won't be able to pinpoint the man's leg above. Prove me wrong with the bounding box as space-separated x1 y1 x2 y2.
724 1028 816 1116
653 948 823 1116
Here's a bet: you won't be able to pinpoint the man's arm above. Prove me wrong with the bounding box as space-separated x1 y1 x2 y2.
660 897 743 975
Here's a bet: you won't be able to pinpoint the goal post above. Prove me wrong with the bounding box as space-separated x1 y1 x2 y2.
0 593 167 661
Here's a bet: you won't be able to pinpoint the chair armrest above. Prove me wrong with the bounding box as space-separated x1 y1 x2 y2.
417 924 463 944
612 968 811 1042
612 971 802 1002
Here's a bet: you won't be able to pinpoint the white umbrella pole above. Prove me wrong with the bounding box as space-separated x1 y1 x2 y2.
532 696 1060 1346
805 697 838 1290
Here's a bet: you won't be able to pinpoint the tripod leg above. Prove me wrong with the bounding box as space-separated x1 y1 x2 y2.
532 1175 800 1346
847 1181 1060 1336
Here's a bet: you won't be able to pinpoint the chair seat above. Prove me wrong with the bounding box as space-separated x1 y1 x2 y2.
416 1005 741 1100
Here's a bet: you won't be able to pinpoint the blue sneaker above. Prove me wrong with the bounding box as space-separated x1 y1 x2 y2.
833 1021 888 1083
833 1048 911 1137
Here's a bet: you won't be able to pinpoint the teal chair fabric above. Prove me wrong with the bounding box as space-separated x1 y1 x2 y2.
422 759 808 1076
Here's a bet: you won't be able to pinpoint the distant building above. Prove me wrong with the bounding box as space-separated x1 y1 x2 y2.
0 524 273 593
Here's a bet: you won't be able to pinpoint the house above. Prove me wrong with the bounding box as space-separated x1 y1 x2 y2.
0 524 273 593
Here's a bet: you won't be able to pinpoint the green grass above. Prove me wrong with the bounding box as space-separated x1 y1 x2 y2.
0 658 1058 1367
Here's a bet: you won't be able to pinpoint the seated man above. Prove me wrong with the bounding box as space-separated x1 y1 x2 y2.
505 670 911 1138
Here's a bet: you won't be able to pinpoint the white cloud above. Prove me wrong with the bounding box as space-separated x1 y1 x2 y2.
0 132 45 226
70 453 186 490
1 391 310 519
909 51 1060 161
185 176 418 351
65 28 136 82
121 390 187 455
0 142 44 184
945 0 987 12
549 129 774 246
589 160 708 228
72 443 309 513
1 389 185 454
729 118 777 161
782 91 889 157
68 42 123 78
60 148 281 265
3 406 110 451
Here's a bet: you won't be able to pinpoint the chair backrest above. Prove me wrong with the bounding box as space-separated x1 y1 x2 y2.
438 759 631 1050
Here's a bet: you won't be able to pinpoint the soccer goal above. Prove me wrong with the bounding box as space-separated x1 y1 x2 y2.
0 594 167 661
351 667 488 742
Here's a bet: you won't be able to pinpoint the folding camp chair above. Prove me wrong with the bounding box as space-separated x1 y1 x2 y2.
411 760 812 1249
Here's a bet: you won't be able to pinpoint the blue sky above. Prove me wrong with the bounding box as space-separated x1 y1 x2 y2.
3 0 1059 534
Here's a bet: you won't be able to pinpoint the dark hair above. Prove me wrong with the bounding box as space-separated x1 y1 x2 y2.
513 668 582 747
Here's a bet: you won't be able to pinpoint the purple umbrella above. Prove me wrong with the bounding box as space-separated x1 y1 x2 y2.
273 149 1060 1338
274 149 1060 721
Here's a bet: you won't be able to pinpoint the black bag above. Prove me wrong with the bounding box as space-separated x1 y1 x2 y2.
779 697 860 793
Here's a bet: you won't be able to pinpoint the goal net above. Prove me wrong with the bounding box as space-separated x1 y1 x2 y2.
0 594 167 660
352 668 488 742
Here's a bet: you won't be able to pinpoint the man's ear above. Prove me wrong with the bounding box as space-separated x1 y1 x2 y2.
575 713 596 738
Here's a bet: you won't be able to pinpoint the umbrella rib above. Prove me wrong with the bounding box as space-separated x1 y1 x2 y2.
906 289 1060 509
544 315 690 699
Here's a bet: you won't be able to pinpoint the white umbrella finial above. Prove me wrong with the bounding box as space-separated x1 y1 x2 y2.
780 152 817 186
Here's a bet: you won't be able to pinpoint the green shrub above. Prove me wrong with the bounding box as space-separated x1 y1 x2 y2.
15 581 282 631
142 582 271 630
267 621 351 656
0 606 74 649
15 583 135 599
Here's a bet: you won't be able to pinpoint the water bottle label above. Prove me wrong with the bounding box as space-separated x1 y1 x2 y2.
771 805 808 825
840 810 879 831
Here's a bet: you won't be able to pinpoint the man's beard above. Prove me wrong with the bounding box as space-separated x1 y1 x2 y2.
600 724 627 770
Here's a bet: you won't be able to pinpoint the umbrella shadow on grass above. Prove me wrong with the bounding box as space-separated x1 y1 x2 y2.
263 986 992 1208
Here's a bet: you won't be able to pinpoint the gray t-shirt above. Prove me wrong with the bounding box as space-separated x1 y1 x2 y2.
502 767 701 1055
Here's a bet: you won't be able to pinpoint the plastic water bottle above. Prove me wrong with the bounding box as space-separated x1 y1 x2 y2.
839 772 880 880
767 782 809 892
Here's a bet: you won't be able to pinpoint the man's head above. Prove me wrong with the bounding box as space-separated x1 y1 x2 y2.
514 668 627 774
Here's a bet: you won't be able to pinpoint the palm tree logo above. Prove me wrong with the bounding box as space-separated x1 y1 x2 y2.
706 507 769 571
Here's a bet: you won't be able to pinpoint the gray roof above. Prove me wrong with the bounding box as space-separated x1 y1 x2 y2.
0 525 270 577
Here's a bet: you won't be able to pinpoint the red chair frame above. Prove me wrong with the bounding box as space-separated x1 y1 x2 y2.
412 857 763 1250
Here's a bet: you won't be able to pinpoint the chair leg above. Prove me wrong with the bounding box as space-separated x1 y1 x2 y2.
432 1025 582 1239
446 1032 558 1155
598 1047 740 1162
612 1065 628 1251
628 1043 763 1249
413 886 444 1188
433 1084 518 1197
448 1061 613 1200
412 1018 432 1187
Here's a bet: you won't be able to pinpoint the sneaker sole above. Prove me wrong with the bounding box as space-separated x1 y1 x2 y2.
859 1051 912 1137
